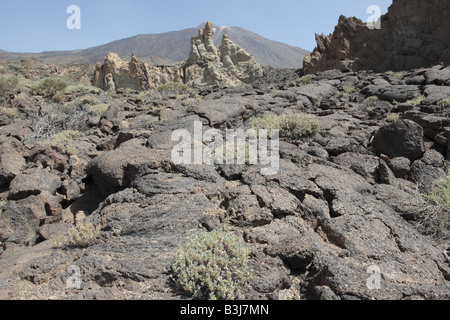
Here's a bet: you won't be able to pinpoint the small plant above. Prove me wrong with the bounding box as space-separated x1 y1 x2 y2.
181 98 197 107
51 235 68 248
342 86 355 94
157 82 190 95
393 73 403 80
386 113 400 122
64 83 101 95
203 207 228 220
84 103 109 117
66 95 100 110
45 130 82 155
405 95 425 107
0 75 19 95
250 113 320 140
171 230 251 300
314 97 323 107
51 222 99 248
32 77 68 97
364 96 378 104
419 171 450 238
0 107 19 118
67 223 99 248
438 98 450 108
299 75 312 85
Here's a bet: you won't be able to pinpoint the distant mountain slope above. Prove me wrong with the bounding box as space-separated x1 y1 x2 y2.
0 24 309 68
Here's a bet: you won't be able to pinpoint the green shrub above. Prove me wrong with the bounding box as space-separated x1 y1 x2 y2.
0 75 19 95
45 130 81 155
0 107 19 118
157 82 190 95
250 113 320 140
64 83 101 95
84 103 109 117
406 95 425 107
438 98 450 108
364 96 379 104
171 230 251 300
386 113 400 122
67 223 99 248
299 75 312 85
422 172 450 235
32 77 68 97
51 235 68 248
342 86 355 93
66 95 100 109
52 222 99 248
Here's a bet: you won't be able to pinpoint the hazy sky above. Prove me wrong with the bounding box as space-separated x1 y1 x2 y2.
0 0 392 53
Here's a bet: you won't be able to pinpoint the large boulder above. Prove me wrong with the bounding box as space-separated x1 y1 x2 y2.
0 143 26 188
372 120 425 161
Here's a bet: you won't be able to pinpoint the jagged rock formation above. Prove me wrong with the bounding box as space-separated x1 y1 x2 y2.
303 0 450 74
92 53 183 92
184 22 263 87
92 22 263 91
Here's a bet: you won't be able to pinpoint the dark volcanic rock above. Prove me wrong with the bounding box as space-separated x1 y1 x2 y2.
304 0 450 73
8 169 62 201
0 143 26 188
0 62 449 301
372 120 425 161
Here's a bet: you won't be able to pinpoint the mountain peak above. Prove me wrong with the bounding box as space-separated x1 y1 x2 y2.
0 23 309 69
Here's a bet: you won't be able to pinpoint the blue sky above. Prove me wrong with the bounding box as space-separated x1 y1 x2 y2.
0 0 392 53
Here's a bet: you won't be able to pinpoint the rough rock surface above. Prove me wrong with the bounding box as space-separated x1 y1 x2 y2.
184 22 263 87
0 62 449 301
92 53 183 91
303 0 450 74
93 22 263 91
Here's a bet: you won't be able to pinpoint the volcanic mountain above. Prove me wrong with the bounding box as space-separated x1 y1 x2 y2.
0 23 309 68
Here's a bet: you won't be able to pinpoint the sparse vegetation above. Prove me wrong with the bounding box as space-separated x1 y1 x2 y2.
299 74 312 85
419 172 450 239
203 207 228 220
157 82 190 95
406 95 425 107
438 98 450 108
85 103 110 117
250 113 320 140
32 77 68 97
171 230 251 300
67 223 99 248
64 83 101 95
45 130 82 155
66 95 100 109
51 222 99 248
342 86 355 93
0 75 19 95
386 113 400 122
0 107 19 118
51 235 68 248
314 97 323 107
